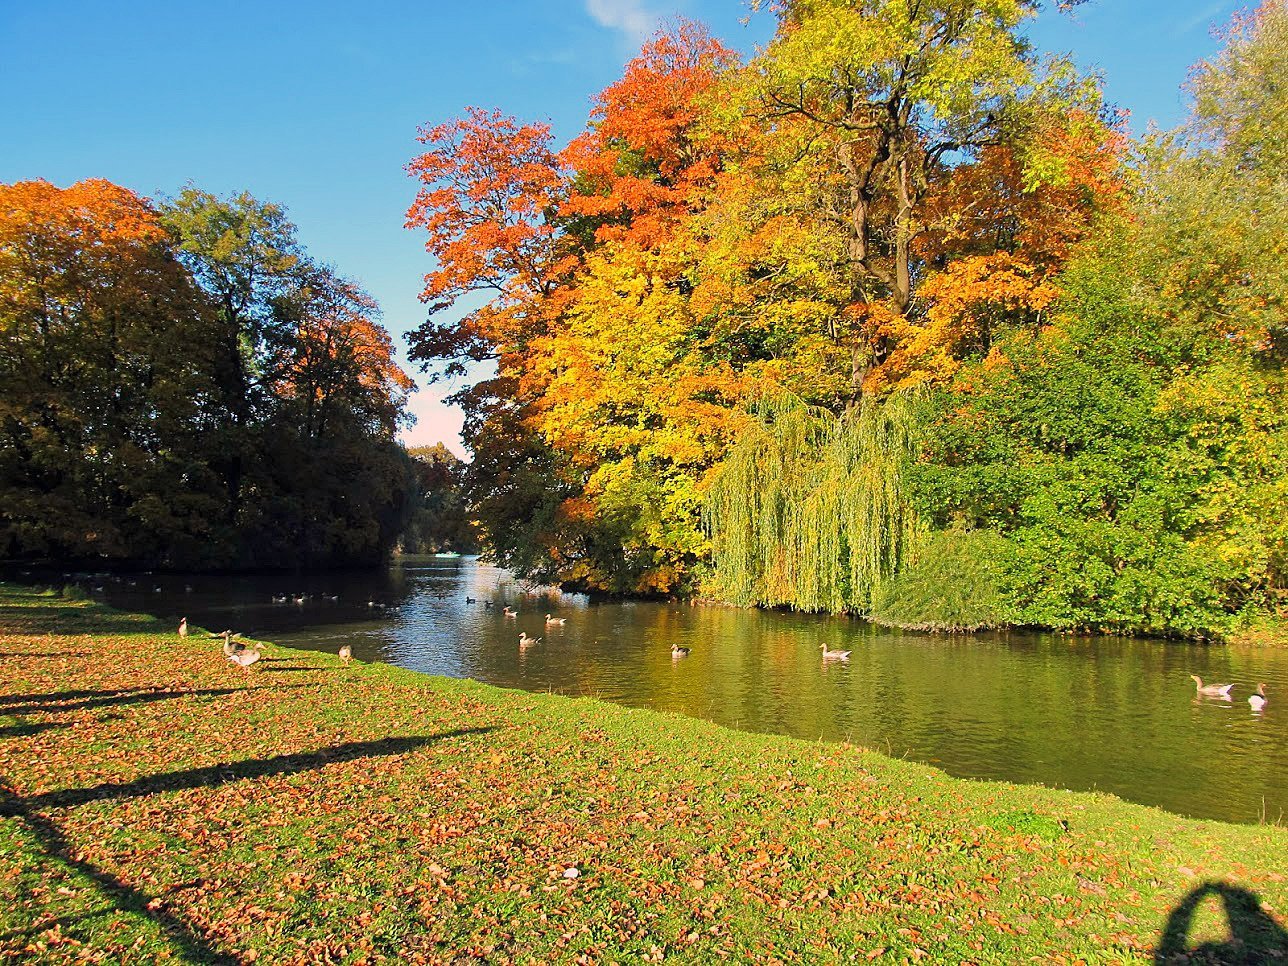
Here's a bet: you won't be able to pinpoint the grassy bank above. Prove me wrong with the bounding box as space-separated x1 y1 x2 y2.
1 585 1286 963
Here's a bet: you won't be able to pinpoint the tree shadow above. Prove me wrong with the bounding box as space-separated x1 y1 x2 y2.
1155 880 1288 964
0 687 163 706
0 727 497 962
6 728 498 813
0 722 68 738
1 688 242 717
257 665 313 673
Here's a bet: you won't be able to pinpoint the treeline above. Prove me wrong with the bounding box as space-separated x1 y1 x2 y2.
0 181 417 570
407 0 1287 636
399 444 479 554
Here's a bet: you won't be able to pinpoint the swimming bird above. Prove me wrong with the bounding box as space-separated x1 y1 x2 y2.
820 643 852 661
1249 683 1267 711
293 595 305 605
671 644 691 657
465 596 477 604
484 601 494 609
503 606 518 618
178 617 188 638
519 632 540 649
339 644 353 665
227 644 262 671
272 595 288 604
1191 675 1234 698
545 613 567 626
324 594 339 602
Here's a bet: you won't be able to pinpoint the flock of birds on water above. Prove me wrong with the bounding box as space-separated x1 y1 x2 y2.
32 572 1274 711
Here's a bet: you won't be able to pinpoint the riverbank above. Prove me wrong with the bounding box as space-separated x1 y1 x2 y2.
2 585 1286 963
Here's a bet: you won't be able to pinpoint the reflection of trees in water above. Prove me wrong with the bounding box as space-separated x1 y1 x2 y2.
1155 881 1287 964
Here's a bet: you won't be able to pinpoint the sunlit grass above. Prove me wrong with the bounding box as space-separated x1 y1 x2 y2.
1 582 1285 962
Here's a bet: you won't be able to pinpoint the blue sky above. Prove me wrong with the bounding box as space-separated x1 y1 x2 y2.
0 0 1243 454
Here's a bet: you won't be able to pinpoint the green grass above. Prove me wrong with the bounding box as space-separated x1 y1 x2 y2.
1 583 1286 963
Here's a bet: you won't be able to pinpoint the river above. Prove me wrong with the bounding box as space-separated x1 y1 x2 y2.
78 555 1288 825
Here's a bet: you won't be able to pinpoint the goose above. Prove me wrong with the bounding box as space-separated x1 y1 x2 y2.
519 632 540 649
1191 675 1234 698
671 644 691 657
338 644 353 665
272 594 288 604
292 595 306 606
324 594 339 602
178 617 188 638
820 643 852 661
503 606 518 618
227 644 262 671
214 630 245 658
545 613 567 626
1249 683 1267 711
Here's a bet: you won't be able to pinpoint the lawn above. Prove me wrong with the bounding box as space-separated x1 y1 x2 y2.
1 583 1285 963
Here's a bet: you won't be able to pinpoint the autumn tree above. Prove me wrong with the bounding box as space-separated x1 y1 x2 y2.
1 179 415 570
716 0 1117 399
0 179 222 562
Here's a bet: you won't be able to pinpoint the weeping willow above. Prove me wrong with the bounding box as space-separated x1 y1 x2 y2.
703 392 923 614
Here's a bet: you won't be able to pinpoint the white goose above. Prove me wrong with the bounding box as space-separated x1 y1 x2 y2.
1249 683 1267 711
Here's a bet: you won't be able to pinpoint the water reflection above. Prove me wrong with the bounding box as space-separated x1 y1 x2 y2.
72 555 1288 825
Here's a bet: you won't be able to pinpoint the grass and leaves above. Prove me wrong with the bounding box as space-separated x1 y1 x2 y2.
2 584 1286 962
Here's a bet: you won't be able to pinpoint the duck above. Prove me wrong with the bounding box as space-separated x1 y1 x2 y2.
484 601 494 609
671 644 691 657
545 613 567 626
1191 675 1234 698
178 617 188 638
503 606 518 618
820 643 852 661
338 644 353 665
227 644 262 671
519 632 540 649
1249 683 1267 711
324 594 339 602
272 594 288 604
292 595 306 605
465 596 477 604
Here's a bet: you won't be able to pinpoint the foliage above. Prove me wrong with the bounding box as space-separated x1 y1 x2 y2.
908 0 1288 637
3 585 1286 961
0 180 414 570
704 393 922 613
399 443 479 554
869 529 1009 631
406 4 1117 596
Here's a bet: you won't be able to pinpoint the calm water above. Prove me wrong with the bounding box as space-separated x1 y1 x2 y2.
78 556 1288 825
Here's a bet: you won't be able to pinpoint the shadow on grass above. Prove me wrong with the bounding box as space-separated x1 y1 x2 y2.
0 722 68 738
1155 881 1288 964
7 728 498 812
1 687 168 706
1 688 242 718
0 727 496 962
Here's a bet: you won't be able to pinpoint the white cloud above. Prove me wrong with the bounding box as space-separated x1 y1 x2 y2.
585 0 659 41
